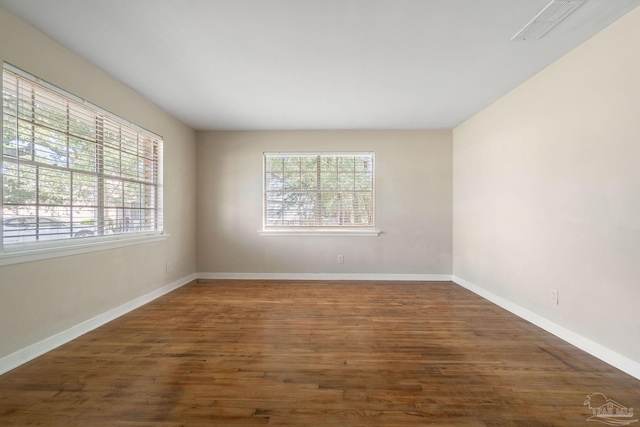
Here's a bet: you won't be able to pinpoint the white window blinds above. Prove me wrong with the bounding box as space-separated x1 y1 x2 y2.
2 65 162 247
264 152 374 229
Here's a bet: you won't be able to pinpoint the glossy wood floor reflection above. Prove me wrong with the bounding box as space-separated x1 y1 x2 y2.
0 280 638 426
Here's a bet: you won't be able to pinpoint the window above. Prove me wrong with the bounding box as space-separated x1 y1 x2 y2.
2 65 162 250
264 152 374 230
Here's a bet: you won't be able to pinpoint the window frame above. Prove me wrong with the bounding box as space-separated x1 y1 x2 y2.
261 151 379 236
1 63 165 263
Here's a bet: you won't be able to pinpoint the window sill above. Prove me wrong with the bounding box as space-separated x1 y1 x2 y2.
0 233 169 267
258 230 380 237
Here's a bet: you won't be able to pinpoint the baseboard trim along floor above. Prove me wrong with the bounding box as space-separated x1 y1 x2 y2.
196 272 453 281
452 275 640 381
2 272 637 381
0 273 196 376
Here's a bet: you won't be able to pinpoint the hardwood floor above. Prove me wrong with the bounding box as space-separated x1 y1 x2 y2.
0 280 638 426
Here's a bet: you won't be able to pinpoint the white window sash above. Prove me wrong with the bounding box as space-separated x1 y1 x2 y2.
263 152 375 230
1 63 163 252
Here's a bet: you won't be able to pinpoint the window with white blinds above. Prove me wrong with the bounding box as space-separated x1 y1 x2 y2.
1 65 162 249
264 152 374 229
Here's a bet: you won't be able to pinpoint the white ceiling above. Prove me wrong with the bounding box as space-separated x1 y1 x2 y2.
1 0 639 131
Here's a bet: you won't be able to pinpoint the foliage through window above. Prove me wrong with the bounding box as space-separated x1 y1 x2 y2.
2 65 162 248
264 152 374 229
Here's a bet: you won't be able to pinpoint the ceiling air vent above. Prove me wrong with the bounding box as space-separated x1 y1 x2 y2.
512 0 585 40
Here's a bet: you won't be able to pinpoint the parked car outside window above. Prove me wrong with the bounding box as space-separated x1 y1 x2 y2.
2 216 97 244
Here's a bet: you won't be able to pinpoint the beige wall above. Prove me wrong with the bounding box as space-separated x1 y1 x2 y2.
453 7 640 362
197 130 452 276
0 8 197 358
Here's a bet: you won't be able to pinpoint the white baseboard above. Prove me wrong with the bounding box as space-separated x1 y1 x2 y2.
11 272 633 382
452 275 640 381
0 273 196 376
197 272 453 281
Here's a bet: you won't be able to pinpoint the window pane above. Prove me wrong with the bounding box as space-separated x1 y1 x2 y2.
73 207 98 234
321 156 337 171
38 167 71 206
33 89 67 133
300 172 317 189
143 184 157 209
121 151 138 180
73 173 97 206
69 137 96 172
33 129 68 167
16 122 35 161
36 212 72 241
320 173 338 190
266 172 284 190
105 207 127 233
319 193 339 226
265 156 283 173
103 146 120 175
338 173 355 190
300 156 317 171
355 173 372 190
124 182 141 206
104 179 124 207
338 156 355 172
283 156 300 172
355 156 372 172
68 104 95 140
283 172 300 189
3 161 37 206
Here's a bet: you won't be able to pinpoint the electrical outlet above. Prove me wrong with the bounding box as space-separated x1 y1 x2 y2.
550 288 558 305
166 262 172 273
338 254 344 264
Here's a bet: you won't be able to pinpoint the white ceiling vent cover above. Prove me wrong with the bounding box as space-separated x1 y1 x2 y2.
512 0 586 40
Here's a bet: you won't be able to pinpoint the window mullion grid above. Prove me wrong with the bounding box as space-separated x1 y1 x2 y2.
29 84 41 240
351 156 356 225
66 101 74 235
14 76 21 214
119 125 124 229
153 139 159 231
137 133 142 231
315 155 321 227
28 83 35 164
145 137 152 230
297 157 302 226
263 153 373 229
263 155 267 229
334 156 341 226
96 116 105 236
278 157 284 226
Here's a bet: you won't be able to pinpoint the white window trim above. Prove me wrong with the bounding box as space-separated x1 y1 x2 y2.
1 63 164 258
262 151 377 235
0 232 168 267
258 229 380 237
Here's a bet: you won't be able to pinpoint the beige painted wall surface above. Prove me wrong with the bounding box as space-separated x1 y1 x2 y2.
453 7 640 362
0 8 197 358
197 130 452 275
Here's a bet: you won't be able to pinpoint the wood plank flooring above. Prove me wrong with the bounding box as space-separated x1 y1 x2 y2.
0 280 638 426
